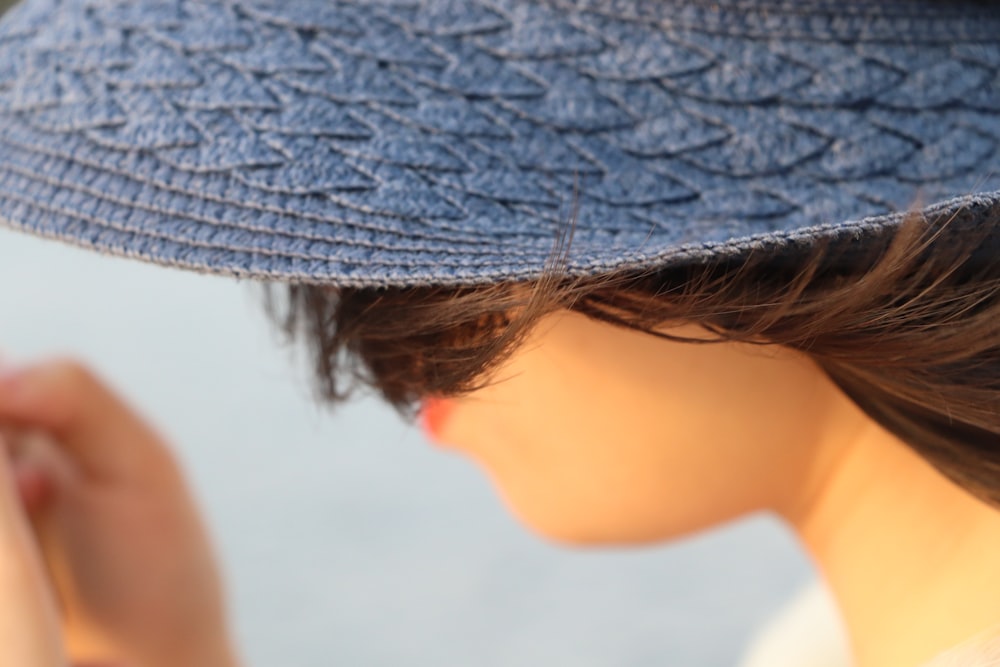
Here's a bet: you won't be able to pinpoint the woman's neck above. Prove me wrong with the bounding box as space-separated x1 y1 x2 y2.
781 412 1000 667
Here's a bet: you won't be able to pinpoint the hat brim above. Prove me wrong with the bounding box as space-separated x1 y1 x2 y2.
0 0 998 286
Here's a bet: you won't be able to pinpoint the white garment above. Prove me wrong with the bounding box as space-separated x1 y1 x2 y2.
738 579 853 667
739 581 1000 667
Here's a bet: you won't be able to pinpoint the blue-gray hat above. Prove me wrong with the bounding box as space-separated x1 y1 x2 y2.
0 0 998 286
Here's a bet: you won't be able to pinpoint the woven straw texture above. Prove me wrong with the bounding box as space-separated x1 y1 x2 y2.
0 0 998 285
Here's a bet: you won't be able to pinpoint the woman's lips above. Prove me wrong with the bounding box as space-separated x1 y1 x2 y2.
420 397 454 444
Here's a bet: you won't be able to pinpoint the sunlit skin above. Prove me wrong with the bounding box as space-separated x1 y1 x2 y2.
425 310 854 546
424 310 1000 667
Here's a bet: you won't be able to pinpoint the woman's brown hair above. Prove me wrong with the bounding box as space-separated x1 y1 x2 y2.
260 201 1000 506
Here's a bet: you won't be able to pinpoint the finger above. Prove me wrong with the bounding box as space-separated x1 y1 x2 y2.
0 433 67 667
0 433 28 536
0 424 24 458
0 359 175 482
1 431 69 618
0 427 42 509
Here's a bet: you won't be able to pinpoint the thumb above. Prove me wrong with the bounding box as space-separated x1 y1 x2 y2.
0 359 174 483
0 432 67 667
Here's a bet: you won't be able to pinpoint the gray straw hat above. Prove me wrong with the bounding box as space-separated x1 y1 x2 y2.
0 0 998 286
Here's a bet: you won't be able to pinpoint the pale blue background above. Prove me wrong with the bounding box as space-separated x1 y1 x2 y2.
0 226 815 666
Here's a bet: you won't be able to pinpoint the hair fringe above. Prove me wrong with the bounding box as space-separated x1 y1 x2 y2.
259 199 1000 505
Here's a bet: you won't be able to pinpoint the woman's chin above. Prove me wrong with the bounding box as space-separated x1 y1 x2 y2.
478 467 684 548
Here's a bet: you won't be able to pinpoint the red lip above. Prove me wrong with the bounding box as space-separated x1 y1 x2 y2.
420 397 454 443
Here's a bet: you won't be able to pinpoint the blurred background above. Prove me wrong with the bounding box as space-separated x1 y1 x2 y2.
0 0 819 664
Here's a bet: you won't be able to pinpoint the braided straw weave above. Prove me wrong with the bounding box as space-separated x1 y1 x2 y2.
0 0 998 285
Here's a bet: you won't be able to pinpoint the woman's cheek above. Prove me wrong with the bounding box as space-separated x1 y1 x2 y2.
426 397 561 531
435 396 680 546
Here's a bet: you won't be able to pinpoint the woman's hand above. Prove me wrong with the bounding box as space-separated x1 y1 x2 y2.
0 359 239 667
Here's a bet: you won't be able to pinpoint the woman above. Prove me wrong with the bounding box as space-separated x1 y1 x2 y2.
0 0 998 664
